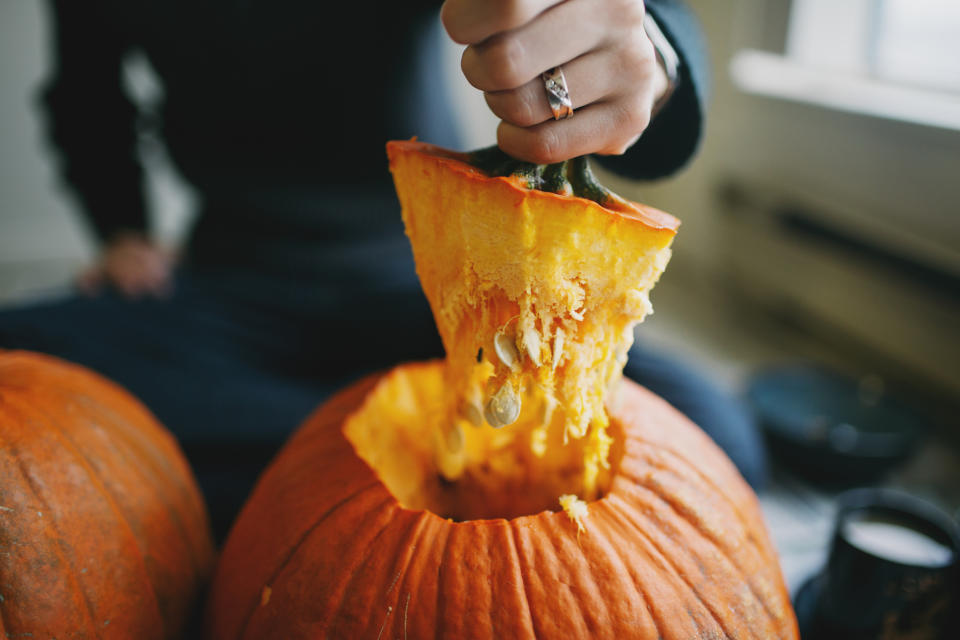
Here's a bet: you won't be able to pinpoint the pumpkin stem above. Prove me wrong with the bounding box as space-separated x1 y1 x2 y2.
542 160 572 195
467 146 621 206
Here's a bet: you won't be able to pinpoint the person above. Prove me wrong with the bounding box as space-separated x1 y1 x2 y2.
1 0 765 539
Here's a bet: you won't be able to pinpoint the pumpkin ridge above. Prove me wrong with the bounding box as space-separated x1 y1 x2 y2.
385 514 449 640
323 506 421 639
4 390 168 635
601 504 704 637
0 428 103 634
625 465 782 630
615 483 779 638
514 516 598 637
631 442 768 566
607 491 749 639
59 389 206 586
84 386 209 543
505 522 538 640
38 359 212 574
30 381 204 625
235 482 386 639
576 510 669 638
0 423 99 634
425 517 453 640
364 511 435 639
601 495 732 638
69 378 206 519
545 514 610 637
621 425 756 527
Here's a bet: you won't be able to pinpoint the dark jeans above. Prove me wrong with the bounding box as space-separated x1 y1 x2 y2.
0 268 766 540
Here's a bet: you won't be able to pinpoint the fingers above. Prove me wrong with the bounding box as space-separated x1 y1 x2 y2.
496 95 654 165
460 0 616 92
442 0 562 45
484 44 651 127
445 0 660 161
112 254 173 299
113 245 174 299
81 236 175 299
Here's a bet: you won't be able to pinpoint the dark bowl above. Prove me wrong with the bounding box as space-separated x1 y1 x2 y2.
747 365 928 486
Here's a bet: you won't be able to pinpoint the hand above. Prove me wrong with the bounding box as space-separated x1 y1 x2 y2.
442 0 669 164
77 232 175 299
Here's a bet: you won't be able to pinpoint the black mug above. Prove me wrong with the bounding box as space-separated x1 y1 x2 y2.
802 488 959 640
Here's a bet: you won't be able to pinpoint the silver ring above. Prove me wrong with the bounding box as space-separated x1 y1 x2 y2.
541 66 574 120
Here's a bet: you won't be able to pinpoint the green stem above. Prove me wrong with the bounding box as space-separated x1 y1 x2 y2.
467 145 617 207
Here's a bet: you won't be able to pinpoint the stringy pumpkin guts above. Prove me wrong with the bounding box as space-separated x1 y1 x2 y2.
388 140 678 497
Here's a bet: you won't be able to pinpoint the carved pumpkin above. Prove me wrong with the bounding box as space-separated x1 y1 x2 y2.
0 350 214 638
207 363 797 639
206 142 798 638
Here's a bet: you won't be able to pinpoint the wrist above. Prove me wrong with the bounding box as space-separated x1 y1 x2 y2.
644 12 680 118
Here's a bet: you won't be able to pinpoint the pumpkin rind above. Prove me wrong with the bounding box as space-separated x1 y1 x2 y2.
0 350 214 639
206 362 798 639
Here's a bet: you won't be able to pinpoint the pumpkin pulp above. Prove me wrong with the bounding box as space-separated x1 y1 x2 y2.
344 362 627 521
384 140 678 516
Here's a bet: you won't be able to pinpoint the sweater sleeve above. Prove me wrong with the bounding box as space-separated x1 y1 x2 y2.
40 0 148 244
595 0 710 181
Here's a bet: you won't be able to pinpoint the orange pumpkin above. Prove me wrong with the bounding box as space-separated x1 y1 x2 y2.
207 363 797 639
0 350 214 638
206 142 798 639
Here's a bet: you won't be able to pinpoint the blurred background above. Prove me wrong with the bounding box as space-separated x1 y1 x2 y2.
1 0 958 595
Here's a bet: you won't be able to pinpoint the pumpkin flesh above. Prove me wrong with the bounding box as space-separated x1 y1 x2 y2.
387 140 678 496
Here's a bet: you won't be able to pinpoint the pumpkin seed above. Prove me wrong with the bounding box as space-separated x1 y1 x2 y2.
493 330 520 371
552 329 565 371
521 327 541 366
484 383 521 428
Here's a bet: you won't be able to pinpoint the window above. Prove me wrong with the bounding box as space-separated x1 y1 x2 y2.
787 0 960 93
730 0 960 130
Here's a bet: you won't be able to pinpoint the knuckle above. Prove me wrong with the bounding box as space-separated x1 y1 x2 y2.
440 1 471 43
611 0 647 27
491 0 535 32
528 129 562 164
621 93 652 132
619 25 657 71
484 35 527 89
502 89 538 126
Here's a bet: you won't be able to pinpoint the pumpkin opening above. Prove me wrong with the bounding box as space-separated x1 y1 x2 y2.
344 363 626 521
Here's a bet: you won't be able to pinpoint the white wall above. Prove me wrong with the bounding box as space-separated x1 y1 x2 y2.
606 0 960 276
0 0 91 274
0 1 196 302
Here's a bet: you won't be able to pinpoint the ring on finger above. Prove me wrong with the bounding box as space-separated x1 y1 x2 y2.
541 66 574 120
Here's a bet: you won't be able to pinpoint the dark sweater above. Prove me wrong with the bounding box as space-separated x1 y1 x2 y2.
40 0 707 248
